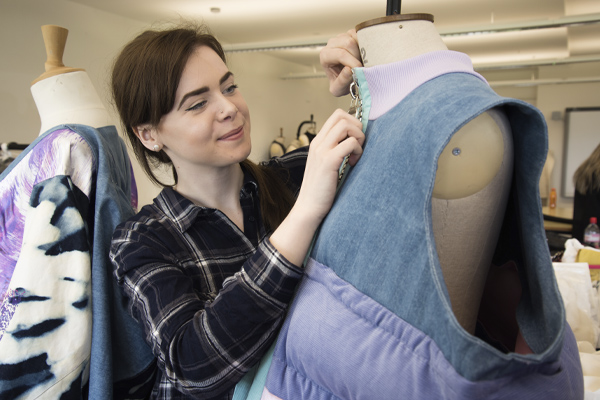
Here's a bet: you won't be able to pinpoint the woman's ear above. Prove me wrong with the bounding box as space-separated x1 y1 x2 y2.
134 125 162 152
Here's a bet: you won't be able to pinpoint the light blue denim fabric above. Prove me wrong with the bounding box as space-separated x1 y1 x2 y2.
57 125 155 399
264 73 583 399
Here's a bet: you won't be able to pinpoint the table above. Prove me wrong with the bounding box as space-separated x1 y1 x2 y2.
542 206 573 233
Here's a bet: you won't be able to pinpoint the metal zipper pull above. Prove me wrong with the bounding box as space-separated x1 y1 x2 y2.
339 78 362 182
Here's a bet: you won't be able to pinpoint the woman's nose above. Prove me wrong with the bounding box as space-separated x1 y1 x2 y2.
217 97 237 121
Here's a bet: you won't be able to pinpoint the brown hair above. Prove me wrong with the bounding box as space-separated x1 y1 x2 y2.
111 23 295 231
574 142 600 195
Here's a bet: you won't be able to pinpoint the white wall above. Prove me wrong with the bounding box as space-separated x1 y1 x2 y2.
535 62 600 207
479 62 600 208
0 0 346 207
2 0 598 209
227 52 348 164
1 0 154 203
0 0 146 142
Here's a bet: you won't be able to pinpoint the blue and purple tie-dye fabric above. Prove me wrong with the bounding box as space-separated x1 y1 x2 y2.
0 129 93 335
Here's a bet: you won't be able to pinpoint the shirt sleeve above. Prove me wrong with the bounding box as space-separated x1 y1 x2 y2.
109 220 303 399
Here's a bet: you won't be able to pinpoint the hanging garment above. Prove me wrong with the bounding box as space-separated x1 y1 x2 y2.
0 125 154 399
262 57 584 399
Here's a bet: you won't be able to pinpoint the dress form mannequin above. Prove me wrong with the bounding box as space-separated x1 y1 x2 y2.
30 24 113 135
269 128 286 158
0 24 153 399
356 14 514 334
254 14 582 400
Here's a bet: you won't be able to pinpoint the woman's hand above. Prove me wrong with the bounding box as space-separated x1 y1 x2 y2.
297 109 364 222
320 29 363 97
270 109 364 266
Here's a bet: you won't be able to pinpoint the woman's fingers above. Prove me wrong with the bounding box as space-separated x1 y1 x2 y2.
310 109 364 171
329 135 363 168
295 109 364 223
320 29 362 97
341 136 364 166
321 29 361 65
313 109 362 144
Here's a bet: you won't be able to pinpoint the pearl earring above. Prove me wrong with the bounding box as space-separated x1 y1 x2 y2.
153 145 160 152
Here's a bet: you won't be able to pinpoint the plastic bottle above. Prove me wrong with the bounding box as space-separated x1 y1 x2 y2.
584 217 600 249
549 188 557 209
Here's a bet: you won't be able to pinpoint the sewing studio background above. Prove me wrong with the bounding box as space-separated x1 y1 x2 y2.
1 0 599 207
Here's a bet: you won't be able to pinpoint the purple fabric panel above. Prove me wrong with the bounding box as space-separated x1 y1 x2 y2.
0 129 93 308
265 258 583 400
362 50 487 120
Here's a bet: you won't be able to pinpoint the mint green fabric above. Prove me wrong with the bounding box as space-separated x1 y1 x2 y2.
232 342 276 400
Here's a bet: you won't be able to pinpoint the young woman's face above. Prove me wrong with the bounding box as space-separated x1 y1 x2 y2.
155 45 251 173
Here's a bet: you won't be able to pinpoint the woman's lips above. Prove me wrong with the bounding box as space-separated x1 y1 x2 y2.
219 126 244 141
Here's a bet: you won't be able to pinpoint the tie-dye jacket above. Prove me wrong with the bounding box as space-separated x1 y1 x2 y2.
0 125 155 399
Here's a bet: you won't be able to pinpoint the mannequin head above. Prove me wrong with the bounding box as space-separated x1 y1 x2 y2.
30 25 112 135
355 14 447 67
31 71 112 135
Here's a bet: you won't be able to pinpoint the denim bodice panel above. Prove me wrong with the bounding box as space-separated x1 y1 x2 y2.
264 73 583 399
69 125 155 398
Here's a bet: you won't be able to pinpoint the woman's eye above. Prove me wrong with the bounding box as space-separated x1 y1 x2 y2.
186 100 207 111
224 84 238 95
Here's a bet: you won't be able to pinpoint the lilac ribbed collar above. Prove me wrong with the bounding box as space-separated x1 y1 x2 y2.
357 50 487 120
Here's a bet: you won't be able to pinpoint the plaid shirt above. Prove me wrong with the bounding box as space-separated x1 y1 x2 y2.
110 149 308 399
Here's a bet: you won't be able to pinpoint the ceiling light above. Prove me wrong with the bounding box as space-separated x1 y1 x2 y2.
224 13 600 53
438 13 600 37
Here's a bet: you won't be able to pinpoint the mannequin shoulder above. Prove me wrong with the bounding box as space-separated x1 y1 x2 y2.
433 108 512 200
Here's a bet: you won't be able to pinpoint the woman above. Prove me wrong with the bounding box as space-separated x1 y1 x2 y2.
109 23 364 399
573 142 600 242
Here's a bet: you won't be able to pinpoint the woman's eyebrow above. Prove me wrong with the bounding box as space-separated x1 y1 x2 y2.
177 71 234 111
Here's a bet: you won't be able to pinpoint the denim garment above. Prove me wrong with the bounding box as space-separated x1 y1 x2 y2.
0 174 94 399
264 73 584 399
0 124 154 399
65 125 155 399
0 129 94 308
